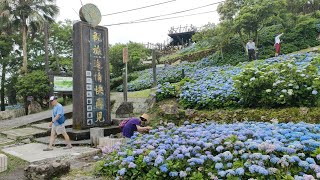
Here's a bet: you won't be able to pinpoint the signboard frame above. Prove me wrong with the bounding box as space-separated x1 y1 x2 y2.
53 76 73 92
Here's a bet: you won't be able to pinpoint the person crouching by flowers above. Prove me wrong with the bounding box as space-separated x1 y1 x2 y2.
120 113 152 138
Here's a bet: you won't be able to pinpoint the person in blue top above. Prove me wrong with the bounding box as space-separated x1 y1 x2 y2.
43 96 72 151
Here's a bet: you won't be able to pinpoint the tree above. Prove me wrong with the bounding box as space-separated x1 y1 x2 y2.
15 70 50 114
0 0 59 74
218 0 287 51
48 20 73 73
26 20 73 73
0 35 14 111
109 42 149 77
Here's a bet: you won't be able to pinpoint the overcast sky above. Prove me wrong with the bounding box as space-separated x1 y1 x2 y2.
56 0 222 45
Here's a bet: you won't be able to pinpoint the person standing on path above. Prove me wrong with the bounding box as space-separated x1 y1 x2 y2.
43 96 72 151
120 113 152 138
246 39 256 61
274 33 284 57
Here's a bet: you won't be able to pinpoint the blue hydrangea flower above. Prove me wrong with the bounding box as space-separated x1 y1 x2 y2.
118 168 126 176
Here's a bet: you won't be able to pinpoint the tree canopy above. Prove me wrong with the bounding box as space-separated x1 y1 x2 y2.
191 0 320 64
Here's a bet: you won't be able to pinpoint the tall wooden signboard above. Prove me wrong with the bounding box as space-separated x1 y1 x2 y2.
73 4 111 129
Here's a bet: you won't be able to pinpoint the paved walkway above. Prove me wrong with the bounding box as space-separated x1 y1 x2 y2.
2 143 99 162
0 105 72 132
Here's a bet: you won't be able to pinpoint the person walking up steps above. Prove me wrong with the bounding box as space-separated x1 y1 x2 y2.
43 96 72 151
275 33 284 57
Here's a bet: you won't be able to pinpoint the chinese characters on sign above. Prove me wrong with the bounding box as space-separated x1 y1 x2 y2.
85 29 107 126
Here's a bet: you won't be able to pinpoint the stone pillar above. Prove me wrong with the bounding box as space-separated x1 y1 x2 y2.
0 154 7 173
90 127 104 147
73 22 111 129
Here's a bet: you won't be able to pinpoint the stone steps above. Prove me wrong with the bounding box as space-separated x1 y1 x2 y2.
1 143 100 163
0 137 14 146
1 127 48 140
31 119 73 130
1 115 126 143
34 136 91 146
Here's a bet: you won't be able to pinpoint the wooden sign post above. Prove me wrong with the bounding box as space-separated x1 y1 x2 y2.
122 47 128 102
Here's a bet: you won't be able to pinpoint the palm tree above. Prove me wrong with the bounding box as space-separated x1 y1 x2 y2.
0 0 59 74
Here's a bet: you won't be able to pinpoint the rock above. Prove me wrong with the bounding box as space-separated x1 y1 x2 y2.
115 102 133 118
28 100 42 114
299 107 309 115
146 94 156 108
25 160 70 180
194 117 200 121
22 138 31 144
159 104 179 115
185 109 196 118
260 116 267 121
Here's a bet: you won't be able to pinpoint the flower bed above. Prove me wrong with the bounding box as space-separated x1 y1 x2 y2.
96 121 320 179
158 53 320 109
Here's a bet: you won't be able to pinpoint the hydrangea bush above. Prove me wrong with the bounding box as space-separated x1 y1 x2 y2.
234 60 320 107
157 53 320 109
156 82 177 102
116 52 320 108
96 121 320 179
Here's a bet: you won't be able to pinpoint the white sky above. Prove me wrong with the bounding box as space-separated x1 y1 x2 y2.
56 0 221 45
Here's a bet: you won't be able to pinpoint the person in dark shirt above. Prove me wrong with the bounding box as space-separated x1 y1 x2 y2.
122 113 152 138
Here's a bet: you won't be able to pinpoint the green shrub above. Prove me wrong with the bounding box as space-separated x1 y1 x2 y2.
234 60 320 107
156 82 176 101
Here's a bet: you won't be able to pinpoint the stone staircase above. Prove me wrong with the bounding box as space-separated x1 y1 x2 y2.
0 119 73 141
0 117 128 146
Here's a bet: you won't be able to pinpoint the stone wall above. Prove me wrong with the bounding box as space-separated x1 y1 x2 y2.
0 108 26 121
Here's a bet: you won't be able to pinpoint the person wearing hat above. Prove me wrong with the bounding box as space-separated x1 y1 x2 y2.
43 96 72 151
121 113 152 138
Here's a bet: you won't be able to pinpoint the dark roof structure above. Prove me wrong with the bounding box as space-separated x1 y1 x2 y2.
168 25 197 46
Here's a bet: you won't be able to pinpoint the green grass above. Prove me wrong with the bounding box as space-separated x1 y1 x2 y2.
127 89 155 98
0 150 28 176
289 45 320 54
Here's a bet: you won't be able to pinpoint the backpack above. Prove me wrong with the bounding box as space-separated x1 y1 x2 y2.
119 119 130 129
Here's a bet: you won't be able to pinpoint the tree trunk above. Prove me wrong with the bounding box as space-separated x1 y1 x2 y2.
255 30 259 47
22 21 28 74
24 96 28 115
52 43 59 72
44 23 49 74
1 61 6 111
238 31 247 53
220 46 224 60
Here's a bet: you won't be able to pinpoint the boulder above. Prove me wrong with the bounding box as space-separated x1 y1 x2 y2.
299 107 309 115
115 102 133 118
28 100 42 114
159 103 179 115
25 160 70 180
185 109 196 118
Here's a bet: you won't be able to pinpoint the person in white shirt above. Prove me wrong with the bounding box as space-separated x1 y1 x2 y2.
274 33 284 57
246 39 256 61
